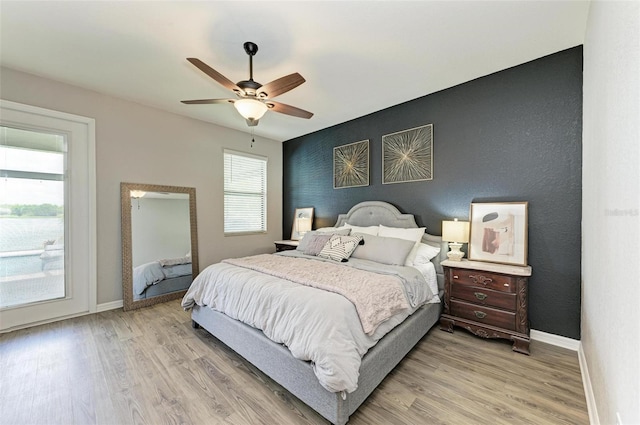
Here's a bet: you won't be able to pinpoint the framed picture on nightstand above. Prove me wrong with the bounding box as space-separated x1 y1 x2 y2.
468 202 528 266
291 207 314 240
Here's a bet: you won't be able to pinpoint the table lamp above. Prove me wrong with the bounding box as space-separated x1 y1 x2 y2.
442 218 470 261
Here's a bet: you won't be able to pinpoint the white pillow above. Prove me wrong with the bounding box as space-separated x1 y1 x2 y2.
412 243 441 265
316 226 344 233
345 223 379 235
378 225 426 266
378 224 425 241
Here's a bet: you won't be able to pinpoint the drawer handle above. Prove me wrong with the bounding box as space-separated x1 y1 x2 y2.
474 311 487 319
453 275 459 279
469 274 493 285
474 292 488 301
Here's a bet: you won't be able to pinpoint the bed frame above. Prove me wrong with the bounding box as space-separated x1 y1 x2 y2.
191 201 448 424
135 274 192 300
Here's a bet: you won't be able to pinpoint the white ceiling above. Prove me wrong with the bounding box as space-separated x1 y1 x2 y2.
0 1 590 142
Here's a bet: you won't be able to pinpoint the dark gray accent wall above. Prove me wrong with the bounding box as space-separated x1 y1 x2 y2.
283 46 582 339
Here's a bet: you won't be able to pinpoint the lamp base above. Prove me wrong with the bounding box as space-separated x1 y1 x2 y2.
447 242 466 261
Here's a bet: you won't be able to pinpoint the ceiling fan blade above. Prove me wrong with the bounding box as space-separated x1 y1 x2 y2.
266 101 313 119
181 98 234 105
186 58 243 94
257 73 305 99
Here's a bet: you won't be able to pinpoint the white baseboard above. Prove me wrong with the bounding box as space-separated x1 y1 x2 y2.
96 299 123 312
578 343 600 425
530 329 581 351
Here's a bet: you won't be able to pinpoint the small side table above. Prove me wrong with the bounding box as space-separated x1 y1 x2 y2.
274 240 299 252
440 259 532 354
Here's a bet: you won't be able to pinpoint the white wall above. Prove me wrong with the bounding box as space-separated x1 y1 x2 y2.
582 2 640 424
0 67 283 305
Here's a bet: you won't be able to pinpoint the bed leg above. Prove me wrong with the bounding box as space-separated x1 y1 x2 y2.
191 320 200 329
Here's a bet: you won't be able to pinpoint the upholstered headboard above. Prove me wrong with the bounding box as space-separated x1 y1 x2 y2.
334 201 448 291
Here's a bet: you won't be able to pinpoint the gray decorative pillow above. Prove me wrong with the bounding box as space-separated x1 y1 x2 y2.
351 233 416 265
302 233 333 256
317 234 364 262
296 228 351 252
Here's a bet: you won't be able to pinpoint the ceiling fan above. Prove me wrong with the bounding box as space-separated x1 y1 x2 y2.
181 42 313 127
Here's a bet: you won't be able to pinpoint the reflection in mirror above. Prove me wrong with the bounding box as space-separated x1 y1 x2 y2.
121 182 198 311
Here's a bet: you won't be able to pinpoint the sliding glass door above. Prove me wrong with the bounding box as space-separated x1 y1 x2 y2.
0 101 96 331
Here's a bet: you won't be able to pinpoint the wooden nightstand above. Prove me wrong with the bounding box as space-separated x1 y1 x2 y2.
440 259 532 354
274 240 299 252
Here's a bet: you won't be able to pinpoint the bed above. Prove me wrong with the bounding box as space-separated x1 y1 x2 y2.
133 256 192 300
183 201 448 424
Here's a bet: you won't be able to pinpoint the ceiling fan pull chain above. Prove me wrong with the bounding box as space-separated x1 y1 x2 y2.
251 128 255 148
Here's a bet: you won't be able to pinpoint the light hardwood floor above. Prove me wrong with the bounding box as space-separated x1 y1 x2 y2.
0 300 588 425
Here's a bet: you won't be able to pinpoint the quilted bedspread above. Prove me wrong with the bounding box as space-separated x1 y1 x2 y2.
224 254 410 335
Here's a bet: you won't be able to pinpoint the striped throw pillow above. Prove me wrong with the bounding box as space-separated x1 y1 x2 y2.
317 234 364 262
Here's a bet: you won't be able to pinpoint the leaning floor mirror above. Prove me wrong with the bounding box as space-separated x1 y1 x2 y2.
121 182 199 311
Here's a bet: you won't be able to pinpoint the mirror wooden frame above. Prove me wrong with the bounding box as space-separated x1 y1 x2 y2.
121 182 199 311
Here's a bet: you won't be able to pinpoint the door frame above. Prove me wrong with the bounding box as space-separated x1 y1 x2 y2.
0 100 96 331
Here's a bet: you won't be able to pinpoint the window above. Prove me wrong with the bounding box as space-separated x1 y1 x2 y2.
0 127 66 308
224 149 267 234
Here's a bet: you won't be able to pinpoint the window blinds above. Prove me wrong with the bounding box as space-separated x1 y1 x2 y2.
224 149 267 234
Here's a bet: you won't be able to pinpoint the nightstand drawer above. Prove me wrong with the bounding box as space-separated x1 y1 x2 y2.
451 284 516 311
450 269 516 293
450 299 516 331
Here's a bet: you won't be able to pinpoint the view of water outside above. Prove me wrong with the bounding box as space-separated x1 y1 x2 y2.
1 217 64 252
0 217 64 272
1 130 66 308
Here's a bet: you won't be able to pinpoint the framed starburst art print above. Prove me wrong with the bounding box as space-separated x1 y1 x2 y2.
333 139 369 189
382 124 433 184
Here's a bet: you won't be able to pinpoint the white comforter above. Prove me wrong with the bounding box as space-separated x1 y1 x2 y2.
181 253 436 393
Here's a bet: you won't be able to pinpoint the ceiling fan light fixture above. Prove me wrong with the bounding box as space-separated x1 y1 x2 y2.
234 98 268 121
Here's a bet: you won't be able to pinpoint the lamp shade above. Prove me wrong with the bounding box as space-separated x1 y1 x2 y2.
234 98 268 120
442 219 470 243
130 190 146 199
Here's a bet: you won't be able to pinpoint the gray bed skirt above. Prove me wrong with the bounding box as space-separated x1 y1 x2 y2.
191 300 441 425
